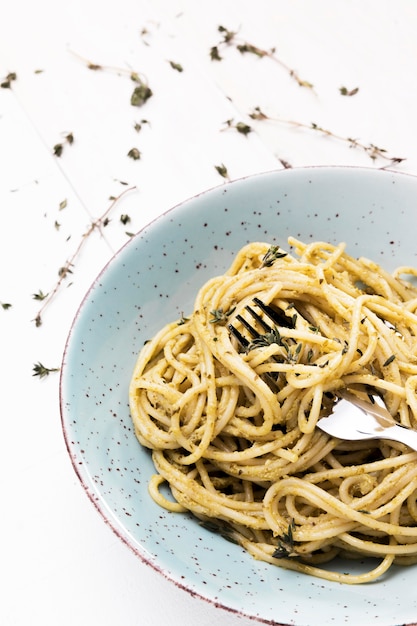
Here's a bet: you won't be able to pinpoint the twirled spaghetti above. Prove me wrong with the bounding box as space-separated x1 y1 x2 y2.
129 238 417 583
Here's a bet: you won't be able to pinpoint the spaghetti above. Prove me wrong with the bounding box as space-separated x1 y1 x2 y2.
129 238 417 583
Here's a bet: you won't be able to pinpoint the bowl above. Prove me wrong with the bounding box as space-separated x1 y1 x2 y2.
60 166 417 626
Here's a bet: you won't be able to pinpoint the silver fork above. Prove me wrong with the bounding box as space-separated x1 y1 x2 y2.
228 299 417 452
318 390 417 450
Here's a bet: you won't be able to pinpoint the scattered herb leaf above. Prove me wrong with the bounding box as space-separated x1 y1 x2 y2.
223 119 252 136
53 132 74 157
131 84 153 107
272 521 298 559
169 60 183 72
32 362 60 378
32 290 48 301
261 245 288 267
215 163 229 179
127 147 141 160
1 72 17 88
340 86 359 96
210 307 236 324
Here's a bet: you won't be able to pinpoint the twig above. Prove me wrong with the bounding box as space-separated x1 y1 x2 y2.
33 186 136 327
210 25 314 90
248 106 406 167
69 50 153 107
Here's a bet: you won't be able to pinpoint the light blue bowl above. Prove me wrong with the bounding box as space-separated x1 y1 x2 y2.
60 166 417 626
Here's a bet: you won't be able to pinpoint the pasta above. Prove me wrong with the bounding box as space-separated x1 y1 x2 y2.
129 237 417 584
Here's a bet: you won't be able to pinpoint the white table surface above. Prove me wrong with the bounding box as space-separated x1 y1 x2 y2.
2 1 417 624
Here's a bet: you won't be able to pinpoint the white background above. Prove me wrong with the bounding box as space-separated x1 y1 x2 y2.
1 1 417 624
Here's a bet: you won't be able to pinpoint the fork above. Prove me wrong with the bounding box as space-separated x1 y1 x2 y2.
228 299 417 452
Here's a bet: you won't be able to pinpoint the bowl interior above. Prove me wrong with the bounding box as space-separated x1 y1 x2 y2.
60 167 417 626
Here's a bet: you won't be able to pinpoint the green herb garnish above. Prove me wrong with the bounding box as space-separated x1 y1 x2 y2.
261 245 288 268
272 521 298 559
32 362 60 379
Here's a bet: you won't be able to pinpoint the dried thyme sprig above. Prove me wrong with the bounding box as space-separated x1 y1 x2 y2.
272 520 299 559
1 72 17 88
222 119 253 136
247 326 284 351
199 518 242 546
33 186 136 327
32 362 60 379
214 163 230 180
70 50 153 107
249 106 406 167
261 245 288 267
211 25 314 90
53 132 74 157
209 306 236 324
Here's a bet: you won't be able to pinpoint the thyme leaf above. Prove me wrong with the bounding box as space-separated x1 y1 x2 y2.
383 354 396 367
261 245 288 267
340 86 359 96
209 307 236 324
272 521 298 559
248 326 286 351
1 302 12 310
120 214 131 225
199 518 241 546
32 290 48 301
32 362 60 379
131 84 153 107
127 147 141 160
214 163 230 179
1 72 17 88
53 132 74 157
169 60 183 72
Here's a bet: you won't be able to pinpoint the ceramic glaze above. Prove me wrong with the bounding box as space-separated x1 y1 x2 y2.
60 166 417 626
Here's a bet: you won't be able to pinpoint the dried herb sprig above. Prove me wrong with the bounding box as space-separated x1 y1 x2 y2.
248 326 285 351
222 119 253 136
214 163 230 180
33 186 136 327
249 106 405 167
32 362 60 378
70 50 152 107
211 25 314 90
272 520 299 559
1 72 17 88
261 245 288 267
209 306 236 324
53 132 74 157
340 85 359 97
199 518 242 546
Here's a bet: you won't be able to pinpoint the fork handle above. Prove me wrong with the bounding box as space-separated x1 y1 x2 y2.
380 424 417 452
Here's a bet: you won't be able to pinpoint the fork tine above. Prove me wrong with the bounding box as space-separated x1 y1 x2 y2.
228 322 250 349
229 298 291 349
244 306 272 333
252 297 295 328
228 319 280 391
236 313 263 338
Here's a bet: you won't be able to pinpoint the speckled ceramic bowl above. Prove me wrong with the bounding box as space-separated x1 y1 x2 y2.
60 166 417 626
